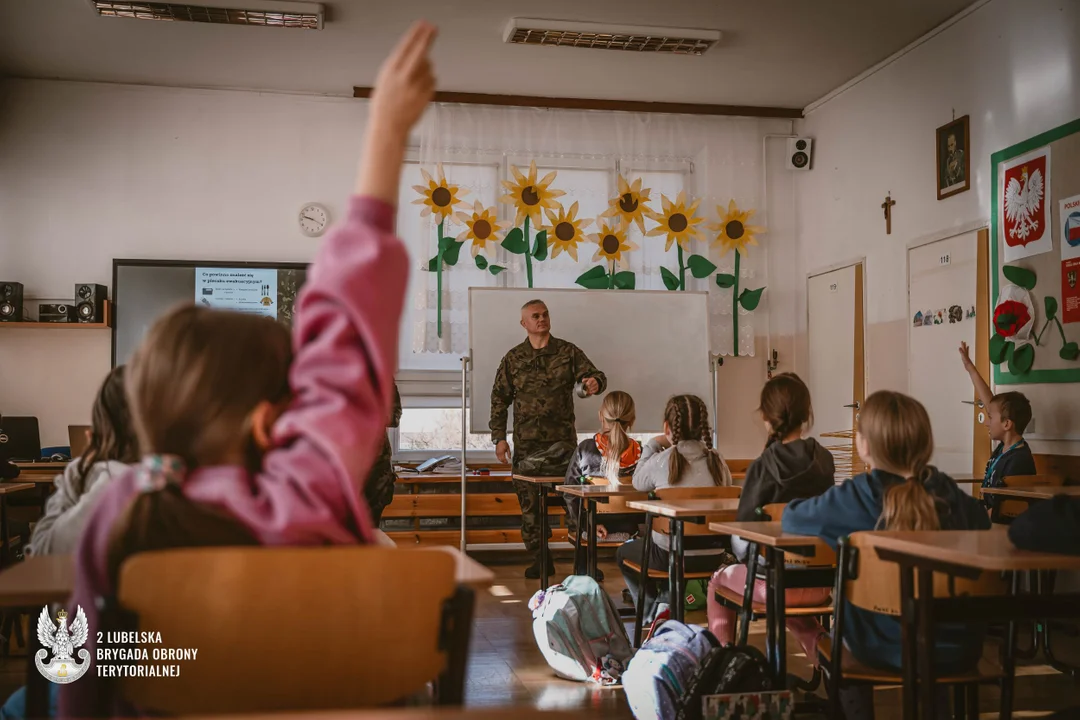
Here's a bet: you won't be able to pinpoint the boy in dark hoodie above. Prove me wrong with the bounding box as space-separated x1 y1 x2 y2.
707 373 835 655
783 391 989 719
1009 495 1080 555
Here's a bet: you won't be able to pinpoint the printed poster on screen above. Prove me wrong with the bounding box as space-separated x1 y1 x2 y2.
1000 146 1052 262
1061 194 1080 262
195 268 277 318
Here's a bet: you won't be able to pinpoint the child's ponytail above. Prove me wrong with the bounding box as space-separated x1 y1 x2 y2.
599 391 636 485
758 373 813 448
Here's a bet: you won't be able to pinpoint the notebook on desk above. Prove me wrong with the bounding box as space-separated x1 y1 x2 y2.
0 416 42 463
69 425 91 459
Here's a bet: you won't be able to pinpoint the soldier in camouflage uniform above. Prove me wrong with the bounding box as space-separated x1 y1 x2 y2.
491 300 606 578
364 383 402 526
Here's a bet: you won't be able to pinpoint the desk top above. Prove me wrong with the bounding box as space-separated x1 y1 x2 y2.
707 521 824 548
430 546 495 589
861 530 1080 572
0 554 73 607
513 474 567 485
981 486 1080 500
13 462 67 470
626 498 741 518
557 484 648 499
0 482 35 495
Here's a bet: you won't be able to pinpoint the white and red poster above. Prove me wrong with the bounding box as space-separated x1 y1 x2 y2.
1061 194 1080 262
1001 146 1052 262
1064 258 1080 325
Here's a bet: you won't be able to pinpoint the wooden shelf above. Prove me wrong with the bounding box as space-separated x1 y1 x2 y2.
0 300 112 330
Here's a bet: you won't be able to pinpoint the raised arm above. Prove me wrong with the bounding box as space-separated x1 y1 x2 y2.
959 341 994 411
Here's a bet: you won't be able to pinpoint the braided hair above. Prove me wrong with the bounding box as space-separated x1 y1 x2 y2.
663 394 727 486
759 373 814 448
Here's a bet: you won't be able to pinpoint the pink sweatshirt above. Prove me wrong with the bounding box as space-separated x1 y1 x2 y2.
58 196 407 717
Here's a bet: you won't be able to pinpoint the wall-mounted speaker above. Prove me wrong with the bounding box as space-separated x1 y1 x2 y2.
75 283 107 323
0 282 24 322
786 137 813 171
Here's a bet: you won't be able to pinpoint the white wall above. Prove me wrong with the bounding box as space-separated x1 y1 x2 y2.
795 0 1080 453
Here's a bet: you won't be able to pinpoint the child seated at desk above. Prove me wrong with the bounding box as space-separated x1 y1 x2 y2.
1009 495 1080 555
706 373 834 658
58 23 435 719
782 390 990 719
562 390 643 577
959 342 1036 511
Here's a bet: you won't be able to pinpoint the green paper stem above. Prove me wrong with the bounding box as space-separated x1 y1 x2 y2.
733 250 741 358
1035 317 1053 345
677 245 686 291
608 261 615 290
524 215 533 289
436 221 444 338
1057 317 1068 346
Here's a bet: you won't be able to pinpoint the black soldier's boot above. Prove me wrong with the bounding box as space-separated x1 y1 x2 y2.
525 555 556 579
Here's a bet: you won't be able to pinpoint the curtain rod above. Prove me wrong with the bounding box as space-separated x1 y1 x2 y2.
352 87 802 119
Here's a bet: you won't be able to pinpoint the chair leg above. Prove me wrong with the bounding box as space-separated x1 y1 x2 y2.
966 684 979 720
435 585 475 706
736 543 759 647
952 684 966 720
633 515 654 648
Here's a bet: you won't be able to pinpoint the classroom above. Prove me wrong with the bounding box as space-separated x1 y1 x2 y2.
0 1 1078 719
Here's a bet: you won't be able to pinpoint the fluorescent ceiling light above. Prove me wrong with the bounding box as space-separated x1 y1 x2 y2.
504 17 721 55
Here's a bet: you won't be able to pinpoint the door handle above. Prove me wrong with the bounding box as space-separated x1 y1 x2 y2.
961 400 985 408
843 402 860 409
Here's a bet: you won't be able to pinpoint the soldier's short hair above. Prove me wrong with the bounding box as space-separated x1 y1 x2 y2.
521 299 547 311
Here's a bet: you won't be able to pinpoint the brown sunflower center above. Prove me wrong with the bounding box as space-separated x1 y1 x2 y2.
619 193 638 213
521 186 540 206
472 219 492 240
725 220 745 239
555 222 575 241
602 234 621 254
431 187 452 207
668 213 688 233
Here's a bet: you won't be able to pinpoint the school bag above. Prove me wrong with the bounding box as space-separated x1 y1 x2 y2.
623 620 774 720
529 575 633 685
683 579 709 612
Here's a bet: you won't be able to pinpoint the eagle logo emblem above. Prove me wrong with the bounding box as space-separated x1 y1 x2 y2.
35 606 90 684
1004 164 1046 245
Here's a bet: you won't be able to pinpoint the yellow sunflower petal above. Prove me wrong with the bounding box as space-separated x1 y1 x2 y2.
567 244 579 262
420 168 434 186
526 161 538 184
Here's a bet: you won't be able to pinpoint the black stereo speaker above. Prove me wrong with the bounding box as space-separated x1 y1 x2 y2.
39 303 76 323
74 283 107 323
0 282 24 322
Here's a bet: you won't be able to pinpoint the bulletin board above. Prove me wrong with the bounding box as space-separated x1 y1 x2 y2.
991 117 1080 385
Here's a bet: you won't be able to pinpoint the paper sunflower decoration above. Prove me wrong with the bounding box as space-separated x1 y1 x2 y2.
710 200 767 358
412 165 467 222
499 161 565 288
601 175 653 233
543 202 592 262
645 191 705 291
576 220 638 290
456 202 509 260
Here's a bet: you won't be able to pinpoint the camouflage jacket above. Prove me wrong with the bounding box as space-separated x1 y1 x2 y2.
490 336 607 443
373 383 402 468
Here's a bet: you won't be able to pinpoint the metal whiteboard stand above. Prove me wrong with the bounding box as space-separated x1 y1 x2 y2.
460 354 470 555
710 353 724 450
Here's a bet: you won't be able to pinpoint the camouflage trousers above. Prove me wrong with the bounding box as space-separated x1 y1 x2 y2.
364 439 397 526
512 439 576 554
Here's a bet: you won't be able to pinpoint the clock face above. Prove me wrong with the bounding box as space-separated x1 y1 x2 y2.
299 204 329 237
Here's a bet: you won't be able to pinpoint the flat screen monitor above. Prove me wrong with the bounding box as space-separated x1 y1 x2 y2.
112 260 308 366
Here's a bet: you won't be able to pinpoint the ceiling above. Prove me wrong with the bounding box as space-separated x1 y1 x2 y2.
0 0 976 109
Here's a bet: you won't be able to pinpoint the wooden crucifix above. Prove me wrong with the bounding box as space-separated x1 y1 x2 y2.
882 193 896 234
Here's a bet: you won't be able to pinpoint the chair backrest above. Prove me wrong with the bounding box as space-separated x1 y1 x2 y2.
586 476 636 513
759 503 787 522
842 532 1007 616
109 546 461 715
998 475 1066 518
756 502 835 567
654 486 741 536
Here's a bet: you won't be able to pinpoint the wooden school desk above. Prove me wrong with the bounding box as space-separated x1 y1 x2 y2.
707 521 832 685
185 709 600 720
982 485 1080 501
559 483 648 583
0 483 35 567
512 475 566 591
623 498 739 629
861 530 1080 720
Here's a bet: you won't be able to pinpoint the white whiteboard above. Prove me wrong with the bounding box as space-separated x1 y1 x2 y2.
469 288 713 435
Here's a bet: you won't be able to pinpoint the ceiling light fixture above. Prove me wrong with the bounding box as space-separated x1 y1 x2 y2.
88 0 324 29
503 18 720 55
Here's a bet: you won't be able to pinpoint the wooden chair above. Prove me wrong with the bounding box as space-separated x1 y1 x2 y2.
820 532 1006 719
989 474 1065 523
96 546 474 716
566 477 640 548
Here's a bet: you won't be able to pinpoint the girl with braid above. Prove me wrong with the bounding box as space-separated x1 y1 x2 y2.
706 373 834 656
617 394 732 616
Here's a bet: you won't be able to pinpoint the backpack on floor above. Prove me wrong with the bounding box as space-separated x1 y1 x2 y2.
529 575 634 685
623 620 774 720
683 579 709 612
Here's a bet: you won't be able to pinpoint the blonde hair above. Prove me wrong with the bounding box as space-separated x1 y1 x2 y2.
599 391 636 484
664 394 725 486
126 305 293 474
858 391 940 531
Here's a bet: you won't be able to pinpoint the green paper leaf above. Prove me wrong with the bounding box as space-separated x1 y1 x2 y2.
613 271 636 290
533 230 548 261
501 227 527 254
1061 342 1080 361
474 255 489 270
1045 296 1058 321
989 333 1008 364
438 235 454 251
739 287 765 312
1009 343 1035 375
687 254 718 279
995 313 1017 332
442 239 464 266
661 266 680 291
1002 265 1037 290
488 265 506 276
715 273 736 289
575 265 609 290
426 255 440 272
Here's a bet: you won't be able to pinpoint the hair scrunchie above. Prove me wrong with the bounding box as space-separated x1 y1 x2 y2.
135 454 186 492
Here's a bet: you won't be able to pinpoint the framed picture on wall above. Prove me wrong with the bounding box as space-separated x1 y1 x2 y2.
937 115 970 200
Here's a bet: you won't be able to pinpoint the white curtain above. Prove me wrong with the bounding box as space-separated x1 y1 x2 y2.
403 103 795 361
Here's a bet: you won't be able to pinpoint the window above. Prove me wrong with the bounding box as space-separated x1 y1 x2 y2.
396 407 492 454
